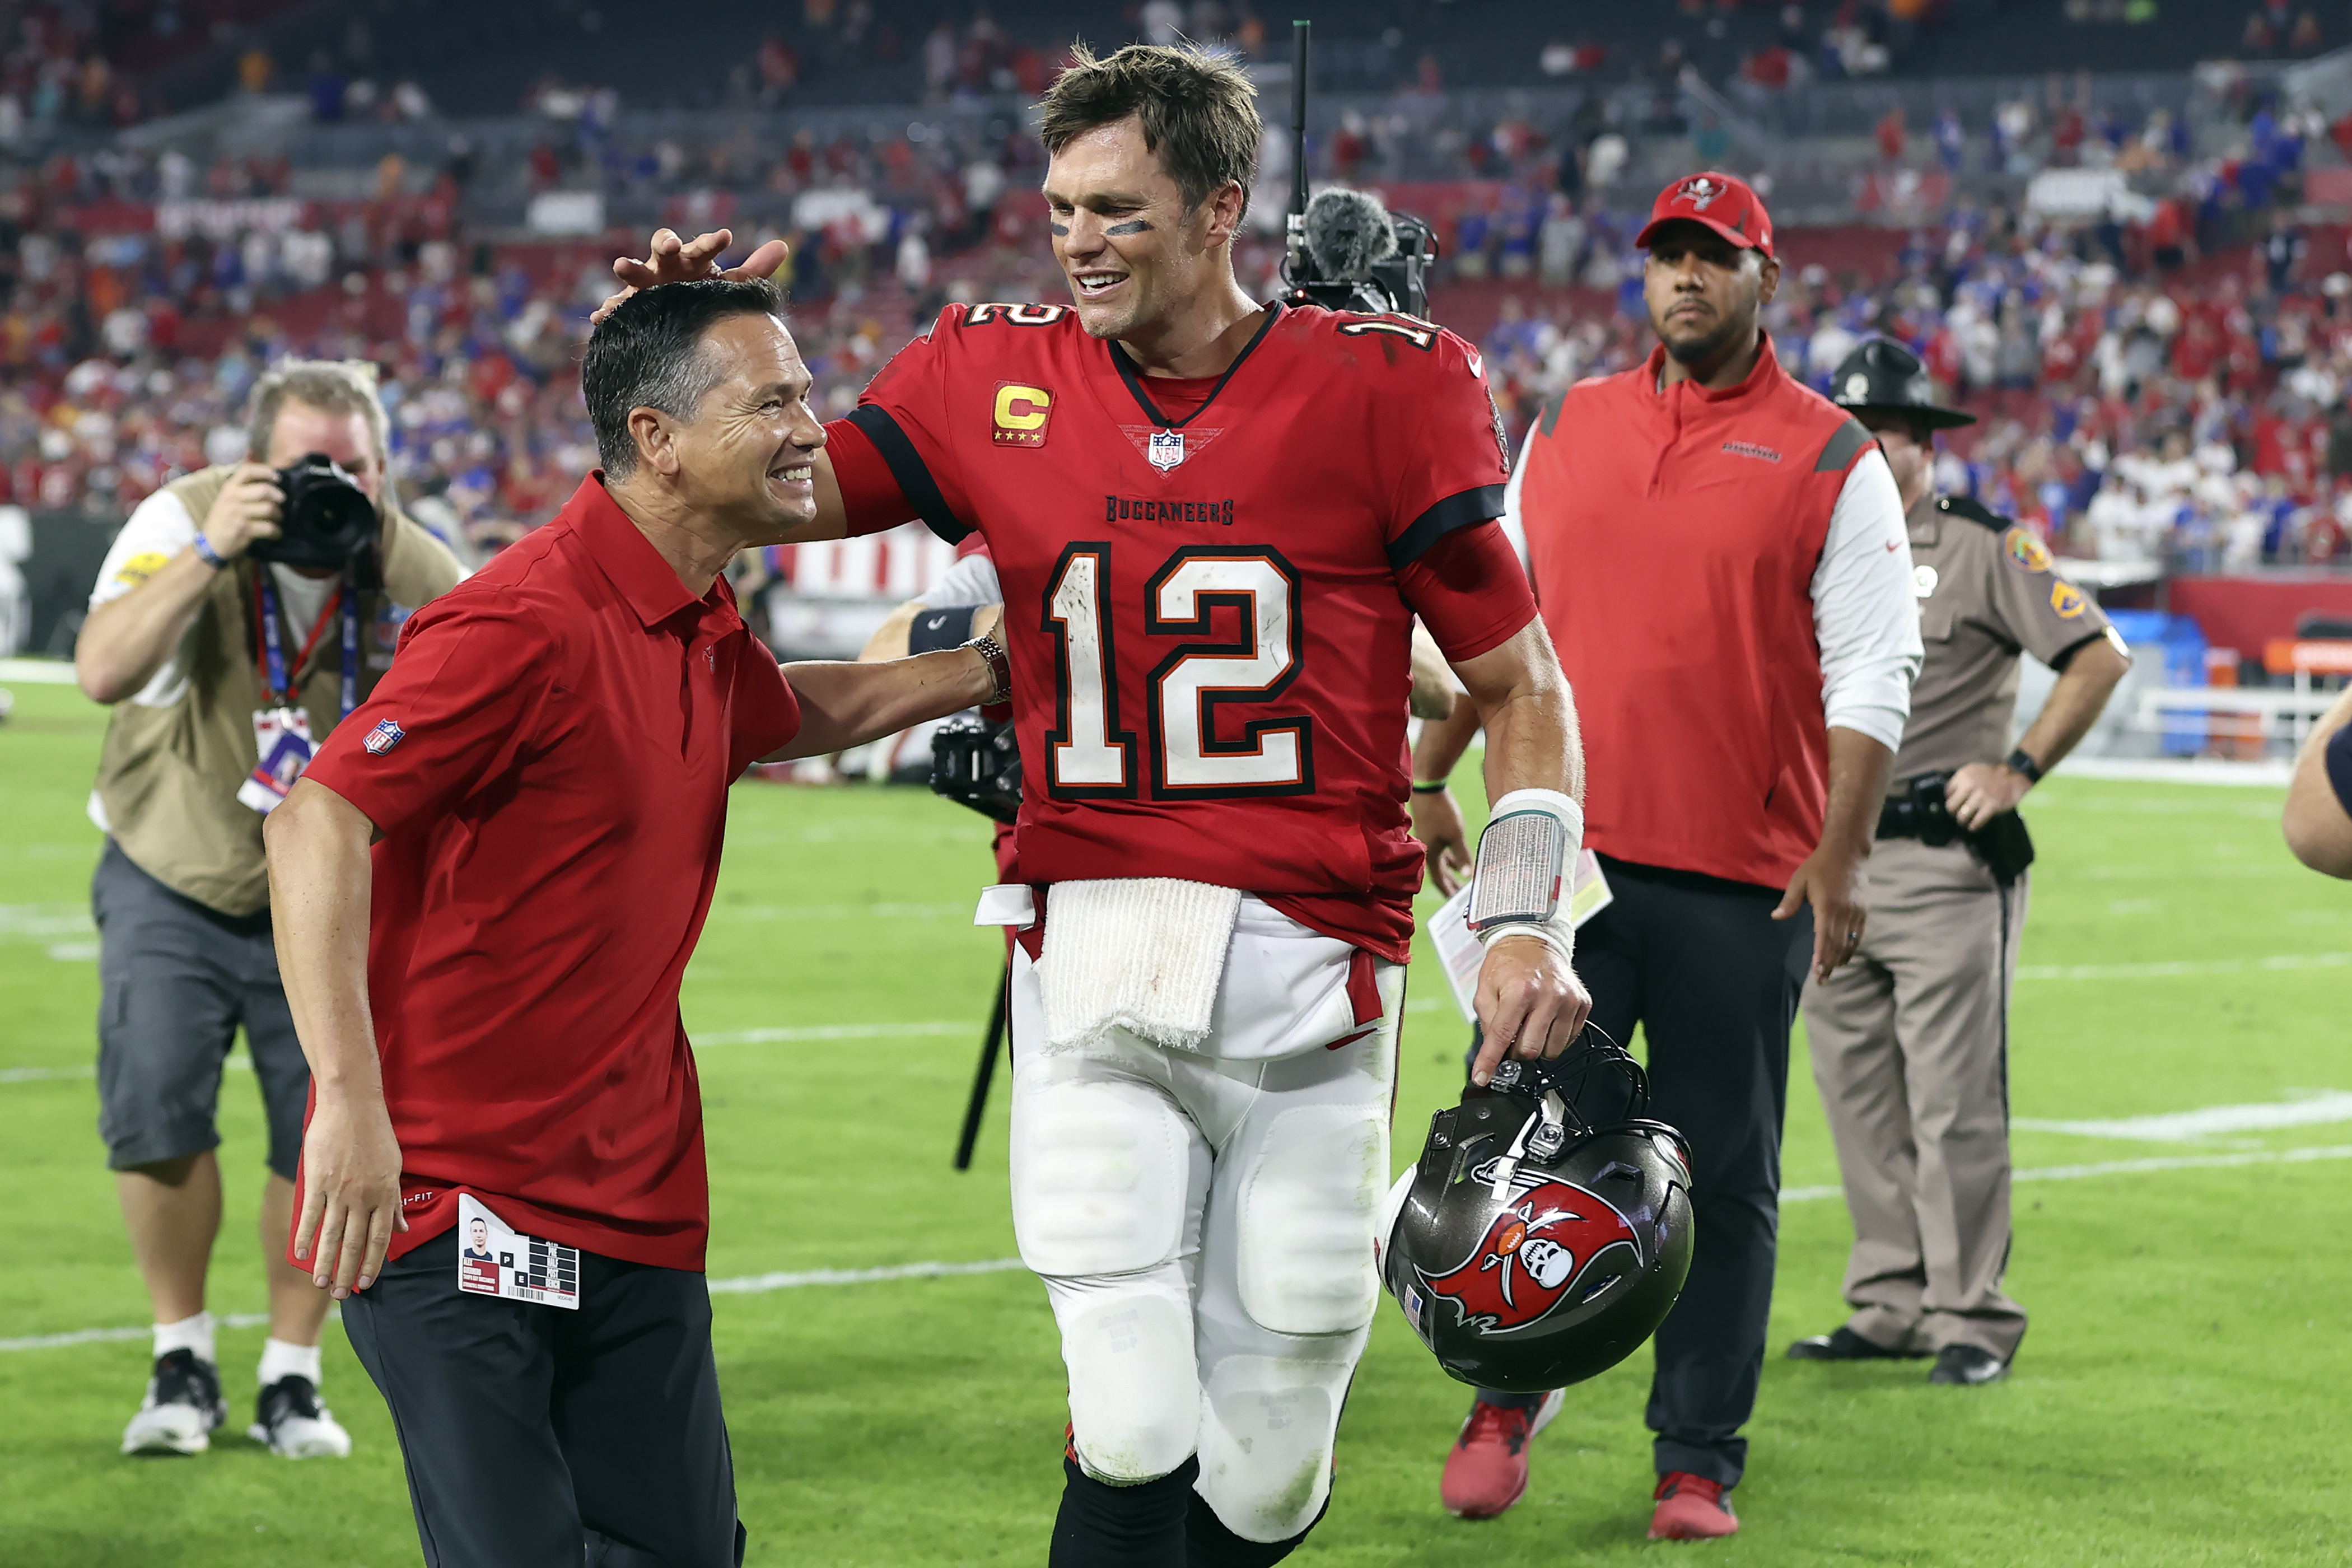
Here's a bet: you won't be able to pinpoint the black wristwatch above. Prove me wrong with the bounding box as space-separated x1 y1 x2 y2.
2004 746 2044 785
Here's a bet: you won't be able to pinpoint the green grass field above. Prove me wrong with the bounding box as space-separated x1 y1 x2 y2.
3 671 2348 1566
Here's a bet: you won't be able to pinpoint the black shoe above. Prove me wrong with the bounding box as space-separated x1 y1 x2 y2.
1786 1326 1928 1361
1929 1345 2010 1385
120 1347 227 1455
248 1374 353 1458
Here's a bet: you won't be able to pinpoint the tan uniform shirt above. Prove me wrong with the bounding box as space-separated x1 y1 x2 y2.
1893 493 2118 782
90 466 463 916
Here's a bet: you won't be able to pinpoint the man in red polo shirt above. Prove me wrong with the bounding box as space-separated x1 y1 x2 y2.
263 279 1006 1568
1412 174 1924 1538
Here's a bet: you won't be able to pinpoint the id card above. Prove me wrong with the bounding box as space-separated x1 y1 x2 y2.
1428 849 1613 1025
236 706 317 816
456 1193 580 1310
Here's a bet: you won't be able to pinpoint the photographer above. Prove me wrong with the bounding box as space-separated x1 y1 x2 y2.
74 360 461 1460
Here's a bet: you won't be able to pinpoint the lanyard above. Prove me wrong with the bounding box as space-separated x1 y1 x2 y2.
253 568 358 718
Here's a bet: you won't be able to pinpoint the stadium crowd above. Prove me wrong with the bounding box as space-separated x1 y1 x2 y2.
0 21 2345 581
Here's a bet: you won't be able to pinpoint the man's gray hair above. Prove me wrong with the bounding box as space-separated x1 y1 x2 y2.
245 359 392 471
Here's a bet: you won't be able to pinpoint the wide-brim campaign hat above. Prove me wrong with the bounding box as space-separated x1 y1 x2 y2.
1829 337 1976 430
1634 171 1775 260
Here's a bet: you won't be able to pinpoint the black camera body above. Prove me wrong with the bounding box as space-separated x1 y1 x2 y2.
930 715 1022 824
247 453 379 572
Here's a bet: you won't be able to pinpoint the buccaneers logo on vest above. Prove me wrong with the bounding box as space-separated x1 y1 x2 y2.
1417 1177 1644 1333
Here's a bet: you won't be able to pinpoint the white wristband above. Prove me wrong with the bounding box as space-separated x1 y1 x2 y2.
1471 788 1584 962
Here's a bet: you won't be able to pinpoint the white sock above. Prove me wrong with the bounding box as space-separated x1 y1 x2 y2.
257 1337 323 1389
152 1311 216 1366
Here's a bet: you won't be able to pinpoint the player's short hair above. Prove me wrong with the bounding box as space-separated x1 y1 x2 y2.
1037 41 1260 218
582 277 787 479
245 359 390 470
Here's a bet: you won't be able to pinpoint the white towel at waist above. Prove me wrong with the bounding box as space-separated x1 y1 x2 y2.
1039 878 1243 1053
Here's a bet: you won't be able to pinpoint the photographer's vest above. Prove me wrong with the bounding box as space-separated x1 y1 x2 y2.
90 465 464 917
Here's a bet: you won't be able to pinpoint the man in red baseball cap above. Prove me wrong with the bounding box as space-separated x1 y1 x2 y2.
1635 170 1776 259
1416 169 1922 1538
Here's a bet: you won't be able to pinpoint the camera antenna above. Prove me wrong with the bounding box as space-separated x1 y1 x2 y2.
1285 20 1309 279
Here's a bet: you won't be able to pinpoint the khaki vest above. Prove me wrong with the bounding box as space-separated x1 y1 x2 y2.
91 466 463 916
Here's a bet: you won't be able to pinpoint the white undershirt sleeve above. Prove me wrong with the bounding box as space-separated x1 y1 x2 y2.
1812 447 1924 753
920 552 1001 609
1496 422 1536 573
90 489 198 610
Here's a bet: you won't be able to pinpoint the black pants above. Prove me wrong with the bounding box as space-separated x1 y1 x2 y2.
1478 857 1809 1489
342 1229 746 1568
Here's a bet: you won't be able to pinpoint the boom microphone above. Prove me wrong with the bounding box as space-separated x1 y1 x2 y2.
1277 18 1438 321
1301 187 1399 283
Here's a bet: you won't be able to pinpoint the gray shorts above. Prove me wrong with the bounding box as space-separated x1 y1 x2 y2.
91 839 310 1180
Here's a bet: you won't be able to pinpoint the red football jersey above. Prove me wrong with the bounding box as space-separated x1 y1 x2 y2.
834 300 1534 958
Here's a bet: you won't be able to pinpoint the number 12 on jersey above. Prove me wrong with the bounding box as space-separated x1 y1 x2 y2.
1043 542 1315 800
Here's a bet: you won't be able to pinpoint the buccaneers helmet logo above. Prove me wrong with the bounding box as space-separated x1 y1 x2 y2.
1678 175 1723 211
1418 1178 1643 1333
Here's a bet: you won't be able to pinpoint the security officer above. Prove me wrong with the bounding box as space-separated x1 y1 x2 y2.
1788 339 2130 1386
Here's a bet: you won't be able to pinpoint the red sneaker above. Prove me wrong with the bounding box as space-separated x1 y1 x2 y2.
1649 1472 1738 1540
1439 1390 1564 1519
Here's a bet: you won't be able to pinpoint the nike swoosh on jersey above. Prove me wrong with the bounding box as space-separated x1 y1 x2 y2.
1466 349 1485 379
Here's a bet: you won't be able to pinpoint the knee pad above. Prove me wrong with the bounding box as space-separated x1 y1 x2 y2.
1011 1057 1189 1277
1235 1104 1387 1337
1062 1287 1200 1485
1193 1354 1353 1544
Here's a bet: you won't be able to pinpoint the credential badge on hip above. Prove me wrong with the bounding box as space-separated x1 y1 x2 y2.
456 1192 580 1310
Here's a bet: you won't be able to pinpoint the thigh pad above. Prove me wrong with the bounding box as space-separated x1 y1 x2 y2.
1234 1103 1388 1337
1011 1052 1191 1278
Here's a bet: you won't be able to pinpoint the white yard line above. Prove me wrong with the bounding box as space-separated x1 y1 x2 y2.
2047 757 2292 788
1779 1141 2352 1204
2015 951 2352 982
0 657 77 684
12 1144 2351 1355
707 1257 1025 1295
2015 1091 2352 1142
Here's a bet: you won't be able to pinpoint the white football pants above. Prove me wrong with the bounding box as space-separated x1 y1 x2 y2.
1007 899 1402 1546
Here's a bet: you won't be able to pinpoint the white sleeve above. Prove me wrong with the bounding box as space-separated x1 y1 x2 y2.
919 551 1001 609
90 489 198 609
1496 421 1536 572
1811 448 1924 753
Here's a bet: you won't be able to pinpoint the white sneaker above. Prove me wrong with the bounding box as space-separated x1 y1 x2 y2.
248 1374 353 1459
121 1348 227 1455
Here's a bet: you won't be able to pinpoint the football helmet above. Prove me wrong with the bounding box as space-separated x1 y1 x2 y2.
1376 1029 1695 1393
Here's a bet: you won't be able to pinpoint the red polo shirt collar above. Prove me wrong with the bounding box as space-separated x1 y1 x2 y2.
570 473 738 633
1642 330 1786 405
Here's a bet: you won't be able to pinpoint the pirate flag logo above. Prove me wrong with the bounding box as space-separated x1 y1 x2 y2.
1418 1177 1645 1334
1677 175 1724 211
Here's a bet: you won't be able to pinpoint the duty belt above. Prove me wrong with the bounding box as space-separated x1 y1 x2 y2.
1877 772 1961 846
1876 771 2035 886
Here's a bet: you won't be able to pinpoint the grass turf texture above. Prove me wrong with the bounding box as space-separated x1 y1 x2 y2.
2 670 2347 1566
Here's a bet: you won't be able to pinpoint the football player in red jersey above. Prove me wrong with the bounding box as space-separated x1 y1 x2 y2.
604 43 1589 1566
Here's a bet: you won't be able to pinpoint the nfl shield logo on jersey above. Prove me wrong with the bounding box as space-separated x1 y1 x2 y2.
1147 430 1186 472
363 718 405 755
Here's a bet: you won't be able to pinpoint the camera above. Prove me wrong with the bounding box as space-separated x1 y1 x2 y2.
247 452 379 571
930 715 1022 824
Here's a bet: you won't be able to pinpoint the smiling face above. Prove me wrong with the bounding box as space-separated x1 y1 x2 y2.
631 311 825 545
1044 115 1243 346
1642 219 1779 370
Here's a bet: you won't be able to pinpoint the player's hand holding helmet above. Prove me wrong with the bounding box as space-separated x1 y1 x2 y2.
1376 1029 1696 1392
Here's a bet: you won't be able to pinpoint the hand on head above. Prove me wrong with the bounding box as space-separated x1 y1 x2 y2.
595 228 793 325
